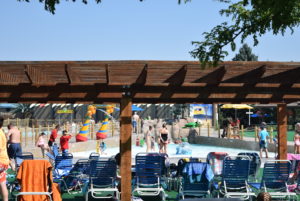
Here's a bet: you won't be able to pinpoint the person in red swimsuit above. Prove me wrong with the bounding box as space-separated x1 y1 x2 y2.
48 125 60 147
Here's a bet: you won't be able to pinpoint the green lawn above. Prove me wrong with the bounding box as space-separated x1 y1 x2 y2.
243 130 295 142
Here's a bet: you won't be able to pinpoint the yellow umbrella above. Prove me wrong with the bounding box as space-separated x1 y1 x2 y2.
221 104 253 109
221 104 253 120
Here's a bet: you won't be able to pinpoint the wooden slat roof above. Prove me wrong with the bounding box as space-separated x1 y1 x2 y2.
0 60 300 104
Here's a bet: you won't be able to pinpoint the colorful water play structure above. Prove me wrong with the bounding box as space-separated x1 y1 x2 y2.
96 105 115 140
75 105 96 142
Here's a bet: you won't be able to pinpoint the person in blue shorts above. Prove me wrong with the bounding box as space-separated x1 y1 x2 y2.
259 126 269 158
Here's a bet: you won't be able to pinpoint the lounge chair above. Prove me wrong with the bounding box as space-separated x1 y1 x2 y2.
218 156 255 200
15 160 62 201
85 158 120 201
53 153 73 181
207 152 228 177
15 152 34 170
60 159 90 194
250 160 297 200
89 152 100 160
178 158 214 199
237 152 261 180
133 152 166 200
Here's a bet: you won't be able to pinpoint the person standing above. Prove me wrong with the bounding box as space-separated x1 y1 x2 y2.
294 123 300 154
0 117 9 201
259 126 269 158
159 123 169 154
48 125 60 147
132 112 139 134
36 132 49 158
6 123 22 170
145 126 153 152
60 130 72 154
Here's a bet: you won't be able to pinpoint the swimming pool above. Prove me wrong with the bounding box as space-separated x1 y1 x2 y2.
72 143 275 158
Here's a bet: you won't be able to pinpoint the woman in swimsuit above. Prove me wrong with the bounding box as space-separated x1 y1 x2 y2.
36 132 49 158
295 123 300 154
159 123 169 154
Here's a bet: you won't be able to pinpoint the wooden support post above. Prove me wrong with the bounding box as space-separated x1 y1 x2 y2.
277 103 287 160
198 123 201 136
254 126 258 142
96 140 100 153
112 121 114 137
207 122 210 137
228 124 232 139
120 96 132 201
269 127 273 144
217 124 220 138
241 125 244 140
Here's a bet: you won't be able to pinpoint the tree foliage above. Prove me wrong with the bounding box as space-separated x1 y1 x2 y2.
12 104 34 119
190 0 300 65
232 43 258 61
17 0 300 65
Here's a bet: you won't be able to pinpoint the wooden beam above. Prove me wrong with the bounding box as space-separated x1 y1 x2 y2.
277 103 287 160
120 96 132 201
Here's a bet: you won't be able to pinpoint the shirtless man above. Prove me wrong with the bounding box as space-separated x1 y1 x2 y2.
6 124 22 170
132 112 139 134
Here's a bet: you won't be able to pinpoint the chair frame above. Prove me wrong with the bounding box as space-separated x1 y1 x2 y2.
219 155 255 200
178 159 211 200
54 153 73 180
260 160 296 200
60 159 90 194
85 158 120 201
132 152 166 200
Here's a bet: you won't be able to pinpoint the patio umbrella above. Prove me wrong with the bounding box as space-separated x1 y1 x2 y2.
221 104 253 119
221 104 253 110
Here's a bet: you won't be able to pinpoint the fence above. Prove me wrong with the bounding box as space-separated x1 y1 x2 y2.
3 118 120 147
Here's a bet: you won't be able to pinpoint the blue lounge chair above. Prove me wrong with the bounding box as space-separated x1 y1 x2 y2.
54 153 73 181
89 152 100 160
250 160 296 200
133 153 166 200
178 158 214 199
85 158 119 201
237 152 261 180
60 159 90 194
15 152 34 170
218 156 255 200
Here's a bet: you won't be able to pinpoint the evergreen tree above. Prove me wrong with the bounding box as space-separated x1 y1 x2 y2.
232 44 258 61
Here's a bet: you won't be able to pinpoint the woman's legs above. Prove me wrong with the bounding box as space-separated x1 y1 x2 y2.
146 137 151 152
159 142 164 153
163 143 167 154
40 148 45 158
0 181 8 201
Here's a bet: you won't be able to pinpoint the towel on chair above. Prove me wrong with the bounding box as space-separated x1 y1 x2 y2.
17 160 62 201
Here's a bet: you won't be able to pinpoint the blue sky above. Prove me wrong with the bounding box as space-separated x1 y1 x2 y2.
0 0 299 61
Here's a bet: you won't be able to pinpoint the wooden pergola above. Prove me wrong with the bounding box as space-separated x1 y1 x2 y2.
1 60 299 201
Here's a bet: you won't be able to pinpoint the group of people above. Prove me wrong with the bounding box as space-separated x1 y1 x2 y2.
36 124 73 157
221 117 240 139
143 123 170 154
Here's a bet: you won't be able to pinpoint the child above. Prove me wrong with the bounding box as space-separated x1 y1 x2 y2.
100 141 107 155
60 130 72 154
36 132 49 158
259 126 269 158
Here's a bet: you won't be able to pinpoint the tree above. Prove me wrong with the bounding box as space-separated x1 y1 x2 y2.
12 104 34 119
190 0 300 65
232 44 258 61
17 0 300 65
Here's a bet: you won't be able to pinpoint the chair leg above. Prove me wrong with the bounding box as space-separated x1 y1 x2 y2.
85 191 89 201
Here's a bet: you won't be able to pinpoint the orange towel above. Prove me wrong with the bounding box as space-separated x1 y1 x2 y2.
17 160 62 201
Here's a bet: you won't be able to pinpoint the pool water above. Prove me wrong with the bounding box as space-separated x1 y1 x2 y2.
72 143 275 158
